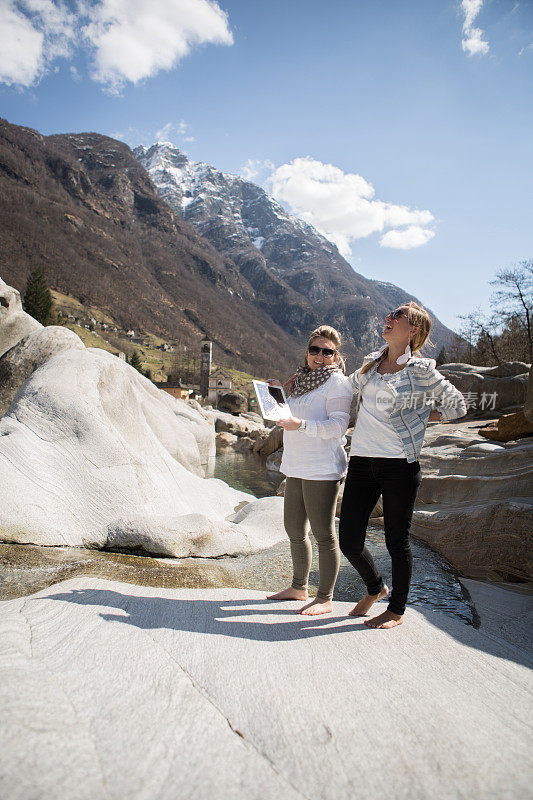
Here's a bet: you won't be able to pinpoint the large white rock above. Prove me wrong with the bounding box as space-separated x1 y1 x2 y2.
0 277 42 357
0 348 285 556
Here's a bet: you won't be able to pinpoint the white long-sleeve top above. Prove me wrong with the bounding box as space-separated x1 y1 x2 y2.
350 370 405 457
280 372 353 480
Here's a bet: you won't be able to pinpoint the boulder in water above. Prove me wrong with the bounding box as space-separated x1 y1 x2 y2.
217 391 247 414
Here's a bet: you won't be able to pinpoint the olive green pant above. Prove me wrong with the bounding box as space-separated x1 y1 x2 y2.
284 477 341 601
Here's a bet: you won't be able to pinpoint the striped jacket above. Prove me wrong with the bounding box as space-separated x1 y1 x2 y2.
349 353 467 463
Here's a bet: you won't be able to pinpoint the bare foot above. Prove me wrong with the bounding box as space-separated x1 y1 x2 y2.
348 585 389 617
364 609 403 629
299 598 333 616
266 587 308 601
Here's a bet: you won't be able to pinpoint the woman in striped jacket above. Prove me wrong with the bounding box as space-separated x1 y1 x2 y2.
339 301 466 629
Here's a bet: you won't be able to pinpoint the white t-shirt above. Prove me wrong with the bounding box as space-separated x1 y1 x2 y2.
349 370 405 458
280 372 353 480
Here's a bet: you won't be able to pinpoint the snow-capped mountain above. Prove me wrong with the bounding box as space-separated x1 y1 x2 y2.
135 142 453 363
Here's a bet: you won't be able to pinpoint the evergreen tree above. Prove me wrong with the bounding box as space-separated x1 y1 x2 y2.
22 267 53 325
129 350 143 372
143 368 152 381
436 347 448 366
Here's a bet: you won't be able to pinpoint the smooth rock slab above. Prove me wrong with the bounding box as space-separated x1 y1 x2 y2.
0 578 531 800
460 579 533 653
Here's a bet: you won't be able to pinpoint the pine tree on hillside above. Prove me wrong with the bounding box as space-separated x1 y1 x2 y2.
129 350 143 372
22 267 54 325
436 346 448 366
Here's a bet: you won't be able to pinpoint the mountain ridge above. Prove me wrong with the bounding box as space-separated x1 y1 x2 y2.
0 118 301 375
0 117 453 377
135 141 453 362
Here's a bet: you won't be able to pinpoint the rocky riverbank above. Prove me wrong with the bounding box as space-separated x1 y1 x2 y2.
410 420 532 581
0 528 475 627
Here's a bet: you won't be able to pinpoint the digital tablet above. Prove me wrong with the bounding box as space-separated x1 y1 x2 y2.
252 380 291 422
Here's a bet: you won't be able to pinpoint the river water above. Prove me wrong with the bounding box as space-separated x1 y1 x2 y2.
0 447 475 625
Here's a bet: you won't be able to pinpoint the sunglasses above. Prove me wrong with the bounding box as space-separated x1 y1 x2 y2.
389 309 408 320
308 345 337 357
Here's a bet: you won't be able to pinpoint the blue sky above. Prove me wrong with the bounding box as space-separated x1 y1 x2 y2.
1 0 532 331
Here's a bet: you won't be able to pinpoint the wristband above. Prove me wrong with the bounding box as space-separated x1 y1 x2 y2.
298 419 307 432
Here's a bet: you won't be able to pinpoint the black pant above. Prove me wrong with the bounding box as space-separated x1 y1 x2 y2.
339 456 422 615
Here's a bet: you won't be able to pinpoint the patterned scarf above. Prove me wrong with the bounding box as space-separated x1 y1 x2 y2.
287 365 341 398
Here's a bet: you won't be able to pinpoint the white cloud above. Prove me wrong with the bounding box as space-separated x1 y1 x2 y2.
0 0 233 91
461 0 489 56
268 157 435 256
462 0 483 29
110 120 197 148
0 0 75 87
82 0 234 93
25 0 76 57
380 226 435 250
110 125 143 145
155 121 175 141
155 119 195 144
462 27 489 56
241 158 275 182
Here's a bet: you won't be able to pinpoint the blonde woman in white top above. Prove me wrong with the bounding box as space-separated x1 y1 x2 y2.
339 302 466 629
267 325 353 615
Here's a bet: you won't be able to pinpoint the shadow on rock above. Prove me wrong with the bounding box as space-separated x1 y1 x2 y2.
41 586 533 668
43 588 371 642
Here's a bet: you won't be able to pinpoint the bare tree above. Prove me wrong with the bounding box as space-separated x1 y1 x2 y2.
490 260 532 362
457 308 501 364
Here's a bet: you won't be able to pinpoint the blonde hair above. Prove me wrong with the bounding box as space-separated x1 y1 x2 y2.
305 324 345 372
361 301 433 374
